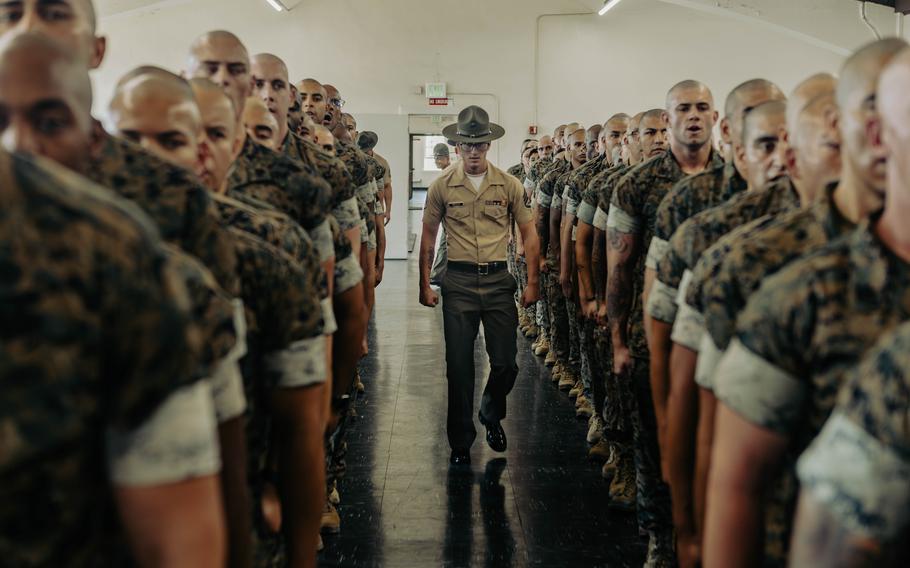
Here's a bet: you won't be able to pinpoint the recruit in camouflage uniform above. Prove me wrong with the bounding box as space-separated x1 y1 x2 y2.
694 183 854 386
280 132 360 234
561 152 608 410
606 147 722 536
0 151 209 566
87 132 241 296
229 135 334 263
587 162 639 502
712 218 910 565
655 177 800 351
793 321 910 565
536 157 573 375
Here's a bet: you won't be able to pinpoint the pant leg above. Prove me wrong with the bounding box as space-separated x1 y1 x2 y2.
546 276 569 362
537 272 549 331
566 298 581 374
592 326 608 416
441 270 483 451
581 319 597 398
479 271 520 422
630 357 673 534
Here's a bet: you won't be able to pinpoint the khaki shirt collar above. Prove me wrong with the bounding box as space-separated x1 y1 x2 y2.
447 161 506 198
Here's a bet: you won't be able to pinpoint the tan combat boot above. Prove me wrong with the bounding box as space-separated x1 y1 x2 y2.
608 446 637 510
320 500 341 534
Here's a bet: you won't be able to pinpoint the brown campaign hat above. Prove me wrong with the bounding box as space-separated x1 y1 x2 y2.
442 105 505 144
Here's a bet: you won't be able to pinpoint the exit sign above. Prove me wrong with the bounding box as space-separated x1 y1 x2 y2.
425 82 447 99
429 97 449 106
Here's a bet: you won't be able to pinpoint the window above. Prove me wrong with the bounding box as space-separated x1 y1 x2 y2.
423 135 449 171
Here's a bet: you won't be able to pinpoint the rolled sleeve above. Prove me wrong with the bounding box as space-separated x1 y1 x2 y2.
536 192 553 208
510 180 533 225
311 219 335 263
797 412 910 541
646 237 669 270
671 302 705 351
422 183 445 229
606 206 640 233
646 279 678 324
106 380 220 486
593 207 609 231
334 196 362 231
333 250 364 294
267 336 328 388
565 196 580 217
577 201 597 225
714 338 807 433
321 297 337 335
694 333 724 390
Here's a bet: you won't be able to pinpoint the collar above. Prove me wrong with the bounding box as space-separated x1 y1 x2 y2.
812 181 856 241
448 161 505 190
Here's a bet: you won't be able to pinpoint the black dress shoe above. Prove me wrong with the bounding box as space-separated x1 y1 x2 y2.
478 412 507 452
450 450 471 466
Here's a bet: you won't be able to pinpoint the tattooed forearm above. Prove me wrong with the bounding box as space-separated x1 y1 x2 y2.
536 206 550 258
607 227 637 343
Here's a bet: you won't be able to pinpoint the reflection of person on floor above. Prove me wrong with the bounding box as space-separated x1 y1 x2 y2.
419 106 541 467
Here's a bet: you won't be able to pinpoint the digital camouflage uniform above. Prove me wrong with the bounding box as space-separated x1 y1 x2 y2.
87 132 240 296
281 133 360 234
590 164 632 436
229 136 334 263
714 217 910 566
797 322 910 546
507 163 524 178
525 157 557 333
563 155 608 398
537 159 573 371
335 139 376 250
649 161 746 268
694 183 854 388
652 177 800 352
606 148 722 534
0 151 202 566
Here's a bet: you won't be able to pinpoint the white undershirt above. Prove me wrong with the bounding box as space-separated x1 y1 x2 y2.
466 170 487 192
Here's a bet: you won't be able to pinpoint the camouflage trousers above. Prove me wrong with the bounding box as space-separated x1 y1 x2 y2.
536 275 550 331
565 291 581 376
593 327 636 439
544 269 570 365
630 357 673 534
578 318 598 399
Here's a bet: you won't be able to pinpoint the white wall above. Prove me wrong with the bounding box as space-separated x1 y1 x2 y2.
93 0 906 259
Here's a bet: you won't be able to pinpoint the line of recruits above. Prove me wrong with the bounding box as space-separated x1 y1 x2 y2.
512 38 910 568
0 1 394 566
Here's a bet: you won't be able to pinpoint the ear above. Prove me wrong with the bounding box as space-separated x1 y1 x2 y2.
719 117 732 145
781 129 799 180
88 119 106 159
734 141 748 176
89 36 107 70
712 110 719 124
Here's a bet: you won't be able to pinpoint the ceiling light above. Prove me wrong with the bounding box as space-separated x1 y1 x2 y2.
265 0 285 10
265 0 303 11
599 0 625 16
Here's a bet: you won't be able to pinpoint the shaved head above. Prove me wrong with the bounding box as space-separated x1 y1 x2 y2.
878 48 910 199
251 53 288 81
188 30 248 65
315 124 336 153
186 30 251 118
323 83 342 128
0 31 95 172
742 100 787 145
666 80 713 109
741 100 788 190
250 53 292 141
786 73 837 138
724 79 785 121
243 96 280 149
837 38 908 109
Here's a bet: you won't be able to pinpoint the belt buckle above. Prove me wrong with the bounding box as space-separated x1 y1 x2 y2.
477 263 490 275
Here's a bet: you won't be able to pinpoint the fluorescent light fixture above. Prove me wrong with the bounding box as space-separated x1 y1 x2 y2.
265 0 285 11
599 0 624 16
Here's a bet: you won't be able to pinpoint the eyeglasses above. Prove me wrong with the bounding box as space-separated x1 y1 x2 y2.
457 142 490 153
329 98 346 109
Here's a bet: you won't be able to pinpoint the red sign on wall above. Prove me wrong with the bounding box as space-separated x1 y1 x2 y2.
429 97 449 106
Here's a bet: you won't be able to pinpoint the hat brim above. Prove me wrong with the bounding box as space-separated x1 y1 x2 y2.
441 122 505 144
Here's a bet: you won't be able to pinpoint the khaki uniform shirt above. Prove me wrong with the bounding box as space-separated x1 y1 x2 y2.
423 161 533 264
797 322 910 542
714 218 910 565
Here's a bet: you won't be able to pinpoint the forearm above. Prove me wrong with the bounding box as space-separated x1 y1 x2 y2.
607 228 636 348
332 285 366 398
218 418 253 568
272 386 326 568
375 216 386 263
418 223 438 290
667 345 699 541
519 223 541 286
536 207 550 260
649 320 674 433
549 208 562 265
592 229 606 302
575 225 594 301
559 216 574 279
694 388 718 538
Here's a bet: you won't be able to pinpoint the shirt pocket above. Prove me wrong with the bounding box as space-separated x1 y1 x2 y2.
445 203 470 222
483 204 509 226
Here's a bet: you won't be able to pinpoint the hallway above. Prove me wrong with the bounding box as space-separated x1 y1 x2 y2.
319 229 645 567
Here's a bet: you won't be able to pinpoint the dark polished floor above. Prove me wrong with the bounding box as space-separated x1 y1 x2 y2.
319 213 645 568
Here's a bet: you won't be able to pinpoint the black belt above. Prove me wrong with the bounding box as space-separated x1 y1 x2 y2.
448 261 508 275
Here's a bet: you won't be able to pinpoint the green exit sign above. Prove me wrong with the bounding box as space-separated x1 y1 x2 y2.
425 82 447 99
